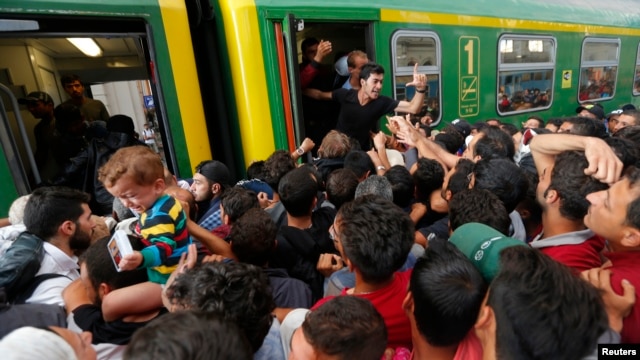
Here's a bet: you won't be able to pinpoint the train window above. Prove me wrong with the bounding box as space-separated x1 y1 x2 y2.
391 31 441 125
497 35 555 115
579 38 620 102
634 44 640 95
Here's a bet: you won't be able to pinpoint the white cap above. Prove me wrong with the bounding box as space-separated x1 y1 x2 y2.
0 327 78 360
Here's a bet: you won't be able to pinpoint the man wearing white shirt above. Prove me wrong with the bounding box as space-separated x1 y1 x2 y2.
23 187 96 306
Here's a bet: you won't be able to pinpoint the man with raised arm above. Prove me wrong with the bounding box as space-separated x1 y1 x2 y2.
304 63 427 149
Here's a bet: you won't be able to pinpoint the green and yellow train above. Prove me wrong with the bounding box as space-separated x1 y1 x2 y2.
1 0 640 214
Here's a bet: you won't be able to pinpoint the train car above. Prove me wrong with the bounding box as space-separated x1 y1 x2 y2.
1 0 640 215
0 0 218 216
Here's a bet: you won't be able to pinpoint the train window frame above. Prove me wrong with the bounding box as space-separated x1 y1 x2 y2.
633 42 640 96
391 30 442 126
496 34 556 116
578 37 620 103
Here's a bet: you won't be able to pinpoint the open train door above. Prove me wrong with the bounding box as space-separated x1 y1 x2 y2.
275 14 305 151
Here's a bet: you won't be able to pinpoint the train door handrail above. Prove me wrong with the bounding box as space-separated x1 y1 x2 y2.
0 83 39 188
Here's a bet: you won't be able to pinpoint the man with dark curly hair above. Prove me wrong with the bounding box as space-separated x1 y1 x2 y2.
529 135 610 272
165 261 282 359
312 195 414 350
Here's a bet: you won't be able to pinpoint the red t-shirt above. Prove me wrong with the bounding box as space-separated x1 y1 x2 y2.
538 235 604 273
530 230 604 273
605 251 640 343
312 270 413 349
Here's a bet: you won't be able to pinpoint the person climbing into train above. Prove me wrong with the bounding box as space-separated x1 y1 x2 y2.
303 62 427 150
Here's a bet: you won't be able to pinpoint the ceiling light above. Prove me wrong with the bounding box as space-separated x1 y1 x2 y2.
67 38 102 57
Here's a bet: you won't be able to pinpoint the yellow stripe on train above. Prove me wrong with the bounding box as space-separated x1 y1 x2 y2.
382 9 640 36
219 0 276 166
159 0 212 170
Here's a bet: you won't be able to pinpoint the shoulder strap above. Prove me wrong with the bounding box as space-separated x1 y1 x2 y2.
12 274 70 305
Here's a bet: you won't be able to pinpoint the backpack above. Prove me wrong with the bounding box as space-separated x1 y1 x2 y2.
0 302 67 338
0 232 67 304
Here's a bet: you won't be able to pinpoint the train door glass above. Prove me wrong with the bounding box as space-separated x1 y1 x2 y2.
497 35 555 115
633 43 640 95
579 38 620 102
295 22 370 152
391 31 440 126
0 16 166 191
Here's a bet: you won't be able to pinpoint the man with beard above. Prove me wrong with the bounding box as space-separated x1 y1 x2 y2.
23 187 96 306
190 160 231 231
61 74 110 123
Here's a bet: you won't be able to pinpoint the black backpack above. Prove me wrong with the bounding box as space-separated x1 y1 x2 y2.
0 232 67 304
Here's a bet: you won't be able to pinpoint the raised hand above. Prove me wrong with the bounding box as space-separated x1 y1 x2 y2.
405 63 427 90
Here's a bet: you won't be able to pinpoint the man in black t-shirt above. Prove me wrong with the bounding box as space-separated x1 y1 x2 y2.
304 62 427 149
63 236 166 358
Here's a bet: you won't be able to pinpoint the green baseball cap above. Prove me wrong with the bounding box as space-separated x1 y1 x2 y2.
449 223 527 283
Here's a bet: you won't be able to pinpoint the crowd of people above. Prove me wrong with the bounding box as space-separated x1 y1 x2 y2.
1 46 640 359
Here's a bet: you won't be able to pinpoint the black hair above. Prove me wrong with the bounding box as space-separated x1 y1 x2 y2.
344 150 375 179
621 109 640 126
384 165 415 208
490 246 607 360
230 208 277 267
546 117 564 130
301 37 319 54
623 166 640 229
124 310 252 360
246 160 267 181
474 126 515 161
499 123 519 136
107 115 135 135
473 158 528 212
359 62 385 82
446 159 475 197
411 240 487 346
279 166 318 217
24 186 90 240
561 116 607 138
220 186 259 223
325 169 359 211
60 74 83 87
166 261 275 352
263 150 296 192
413 158 445 203
302 296 387 359
337 196 414 283
547 151 608 221
448 188 510 234
613 125 640 145
80 236 148 305
53 103 83 133
434 133 462 154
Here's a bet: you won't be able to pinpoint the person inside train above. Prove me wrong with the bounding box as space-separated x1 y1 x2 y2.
340 50 369 90
303 62 427 150
61 74 110 123
18 91 59 181
298 37 341 151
